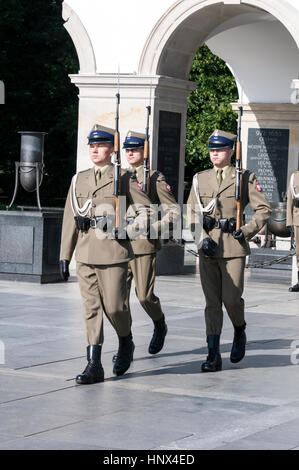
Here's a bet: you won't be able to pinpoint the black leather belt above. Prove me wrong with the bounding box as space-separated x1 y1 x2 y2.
76 215 135 233
214 218 236 233
203 215 236 233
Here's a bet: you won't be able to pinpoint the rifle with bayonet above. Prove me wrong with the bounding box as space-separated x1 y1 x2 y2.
143 85 152 195
235 106 243 230
113 88 121 234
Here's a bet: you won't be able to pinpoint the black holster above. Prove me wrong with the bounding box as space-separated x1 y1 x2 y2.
294 198 299 208
74 216 91 232
203 215 216 232
214 217 236 233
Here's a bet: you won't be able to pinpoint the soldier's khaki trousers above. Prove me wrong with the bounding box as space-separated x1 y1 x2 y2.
126 254 164 323
76 262 131 345
199 255 246 335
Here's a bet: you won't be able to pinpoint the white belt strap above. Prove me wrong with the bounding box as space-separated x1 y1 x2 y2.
290 173 299 199
192 174 216 214
70 173 93 217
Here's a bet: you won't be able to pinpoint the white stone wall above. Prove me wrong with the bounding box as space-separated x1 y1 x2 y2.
207 16 299 103
64 0 174 73
64 1 299 91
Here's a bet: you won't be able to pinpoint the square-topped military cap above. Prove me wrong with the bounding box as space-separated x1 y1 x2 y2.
208 129 237 149
123 130 146 149
87 124 115 145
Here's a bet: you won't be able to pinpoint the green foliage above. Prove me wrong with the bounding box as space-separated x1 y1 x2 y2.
0 0 79 206
185 44 239 180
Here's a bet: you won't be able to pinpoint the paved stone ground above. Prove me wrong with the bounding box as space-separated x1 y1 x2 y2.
0 256 299 450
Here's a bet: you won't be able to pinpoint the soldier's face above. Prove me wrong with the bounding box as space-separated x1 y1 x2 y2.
209 147 234 168
126 148 144 168
89 142 114 167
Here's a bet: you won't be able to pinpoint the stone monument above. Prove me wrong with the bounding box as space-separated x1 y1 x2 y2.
0 132 63 283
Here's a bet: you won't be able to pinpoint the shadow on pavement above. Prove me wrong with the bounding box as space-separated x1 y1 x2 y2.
105 338 296 381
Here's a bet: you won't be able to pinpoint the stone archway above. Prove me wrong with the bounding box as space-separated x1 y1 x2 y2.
62 1 96 74
137 0 299 204
139 0 299 77
62 0 299 205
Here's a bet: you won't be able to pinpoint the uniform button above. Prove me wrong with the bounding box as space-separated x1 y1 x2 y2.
92 204 96 208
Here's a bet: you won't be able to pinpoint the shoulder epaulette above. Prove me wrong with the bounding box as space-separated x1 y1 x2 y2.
196 168 212 176
76 168 92 177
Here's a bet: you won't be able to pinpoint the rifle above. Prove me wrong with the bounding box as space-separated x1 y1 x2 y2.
113 82 121 230
235 106 243 230
143 84 152 195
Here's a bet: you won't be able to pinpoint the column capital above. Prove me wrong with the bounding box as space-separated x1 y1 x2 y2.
69 74 197 103
231 102 299 123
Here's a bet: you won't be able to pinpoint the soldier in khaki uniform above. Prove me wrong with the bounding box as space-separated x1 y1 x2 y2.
117 130 180 356
188 130 271 372
59 125 151 385
287 171 299 292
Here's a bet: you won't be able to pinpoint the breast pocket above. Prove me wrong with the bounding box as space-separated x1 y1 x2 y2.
75 191 91 208
219 188 236 213
200 190 214 208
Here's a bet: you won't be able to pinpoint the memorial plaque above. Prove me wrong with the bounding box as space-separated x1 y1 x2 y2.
247 128 290 202
157 111 181 200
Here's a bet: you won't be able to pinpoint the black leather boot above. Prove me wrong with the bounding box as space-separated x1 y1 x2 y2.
201 335 222 372
148 315 168 355
230 322 247 363
113 333 135 376
76 345 104 385
289 272 299 292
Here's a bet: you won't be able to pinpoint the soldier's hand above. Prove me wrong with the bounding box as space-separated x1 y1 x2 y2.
233 229 245 241
201 238 217 257
59 259 70 282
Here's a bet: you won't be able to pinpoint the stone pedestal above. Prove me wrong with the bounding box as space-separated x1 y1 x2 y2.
0 210 63 283
156 242 185 275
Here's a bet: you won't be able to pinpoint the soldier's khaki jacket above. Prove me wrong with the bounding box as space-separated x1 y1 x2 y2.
127 168 180 255
187 166 271 258
287 171 299 227
60 164 151 265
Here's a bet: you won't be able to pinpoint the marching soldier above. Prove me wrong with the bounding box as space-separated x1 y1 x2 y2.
59 125 151 385
117 130 180 356
188 130 271 372
287 170 299 292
